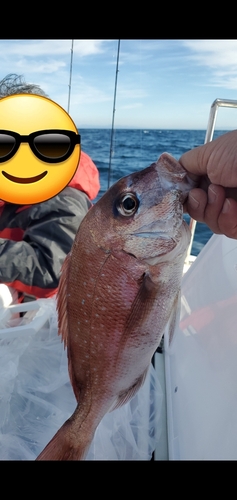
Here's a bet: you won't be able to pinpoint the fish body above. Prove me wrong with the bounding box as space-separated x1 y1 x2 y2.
36 153 194 460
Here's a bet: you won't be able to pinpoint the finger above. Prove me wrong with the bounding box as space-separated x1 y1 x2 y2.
180 145 208 176
202 184 226 234
186 186 237 239
185 188 208 222
187 185 226 234
180 130 237 187
217 198 237 239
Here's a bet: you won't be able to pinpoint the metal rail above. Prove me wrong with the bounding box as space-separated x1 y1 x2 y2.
185 98 237 266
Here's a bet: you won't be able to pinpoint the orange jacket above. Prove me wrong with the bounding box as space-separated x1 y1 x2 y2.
69 150 100 200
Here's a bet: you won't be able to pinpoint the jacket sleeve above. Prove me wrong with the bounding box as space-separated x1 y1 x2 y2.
0 187 91 299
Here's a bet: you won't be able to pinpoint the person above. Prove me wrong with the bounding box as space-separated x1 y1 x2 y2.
0 74 100 303
179 130 237 241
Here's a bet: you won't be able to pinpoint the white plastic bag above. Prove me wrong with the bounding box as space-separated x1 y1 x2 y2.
0 297 163 460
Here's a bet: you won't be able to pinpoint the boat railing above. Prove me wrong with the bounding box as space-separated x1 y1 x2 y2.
184 98 237 270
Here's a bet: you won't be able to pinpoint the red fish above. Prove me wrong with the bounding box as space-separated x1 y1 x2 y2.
36 153 194 460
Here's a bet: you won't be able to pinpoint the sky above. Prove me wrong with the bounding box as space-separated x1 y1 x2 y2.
1 39 237 130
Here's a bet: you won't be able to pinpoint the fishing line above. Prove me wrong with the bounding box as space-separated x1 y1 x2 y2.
108 39 120 189
67 39 74 114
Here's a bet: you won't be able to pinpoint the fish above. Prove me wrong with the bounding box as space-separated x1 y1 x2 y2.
36 152 195 461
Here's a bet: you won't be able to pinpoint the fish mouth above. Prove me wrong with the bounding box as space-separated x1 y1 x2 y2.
133 217 183 239
2 171 47 184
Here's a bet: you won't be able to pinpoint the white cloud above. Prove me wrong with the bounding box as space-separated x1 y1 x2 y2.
182 40 237 90
70 85 112 105
15 57 67 74
183 40 237 67
73 40 108 56
0 39 107 57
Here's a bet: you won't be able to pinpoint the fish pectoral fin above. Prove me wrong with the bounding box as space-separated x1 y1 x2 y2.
125 272 160 333
109 368 149 412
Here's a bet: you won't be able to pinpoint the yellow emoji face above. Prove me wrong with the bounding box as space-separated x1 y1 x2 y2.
0 94 81 204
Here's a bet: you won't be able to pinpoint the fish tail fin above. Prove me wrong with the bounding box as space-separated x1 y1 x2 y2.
36 416 93 461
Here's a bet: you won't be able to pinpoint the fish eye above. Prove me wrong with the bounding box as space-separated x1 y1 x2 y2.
116 193 139 216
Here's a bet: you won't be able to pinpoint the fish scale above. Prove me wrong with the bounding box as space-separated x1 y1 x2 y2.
36 152 196 460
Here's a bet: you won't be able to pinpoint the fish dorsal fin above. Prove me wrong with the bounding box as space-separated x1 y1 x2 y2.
109 368 149 412
57 252 71 347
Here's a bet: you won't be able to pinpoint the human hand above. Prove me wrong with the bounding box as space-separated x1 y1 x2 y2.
179 130 237 239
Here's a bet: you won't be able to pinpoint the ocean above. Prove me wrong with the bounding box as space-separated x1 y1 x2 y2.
80 128 227 257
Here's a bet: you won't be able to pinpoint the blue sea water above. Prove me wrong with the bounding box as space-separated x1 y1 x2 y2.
80 128 228 257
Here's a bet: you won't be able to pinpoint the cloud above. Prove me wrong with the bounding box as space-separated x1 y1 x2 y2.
15 58 67 74
183 40 237 89
183 40 237 68
0 40 110 83
0 39 107 57
71 85 112 104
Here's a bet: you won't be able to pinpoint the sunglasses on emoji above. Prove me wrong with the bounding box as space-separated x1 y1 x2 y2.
0 129 81 164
